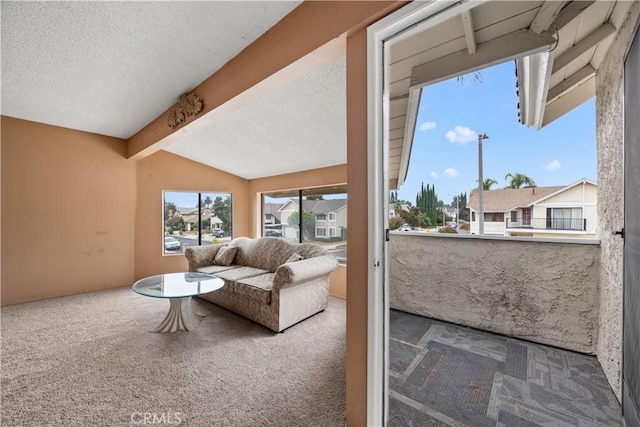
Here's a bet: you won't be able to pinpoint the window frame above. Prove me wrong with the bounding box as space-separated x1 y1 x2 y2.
162 190 233 256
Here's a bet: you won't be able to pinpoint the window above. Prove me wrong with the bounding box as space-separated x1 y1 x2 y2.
261 184 347 261
163 191 232 255
484 212 504 222
471 212 476 222
510 210 517 222
546 207 583 230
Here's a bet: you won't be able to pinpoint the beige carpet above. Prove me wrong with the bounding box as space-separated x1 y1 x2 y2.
1 287 346 426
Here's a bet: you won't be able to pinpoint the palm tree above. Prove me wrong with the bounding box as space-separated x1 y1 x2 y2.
483 178 498 190
505 172 536 189
203 196 212 208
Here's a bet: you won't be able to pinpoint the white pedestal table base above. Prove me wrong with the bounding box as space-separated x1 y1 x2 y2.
151 297 204 333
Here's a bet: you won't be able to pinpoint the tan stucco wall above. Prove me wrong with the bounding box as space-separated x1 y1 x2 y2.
1 116 137 305
390 233 601 353
134 151 249 280
595 2 640 401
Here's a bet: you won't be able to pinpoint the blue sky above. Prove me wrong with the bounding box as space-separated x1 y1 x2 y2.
397 60 596 206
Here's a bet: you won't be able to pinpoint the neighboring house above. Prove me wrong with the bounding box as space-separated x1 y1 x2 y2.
277 199 347 240
467 179 597 238
389 202 410 219
263 203 282 226
174 207 222 232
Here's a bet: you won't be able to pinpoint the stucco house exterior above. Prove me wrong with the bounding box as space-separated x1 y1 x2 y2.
467 179 598 238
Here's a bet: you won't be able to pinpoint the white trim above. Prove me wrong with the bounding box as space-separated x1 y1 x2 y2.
367 1 470 424
397 88 421 189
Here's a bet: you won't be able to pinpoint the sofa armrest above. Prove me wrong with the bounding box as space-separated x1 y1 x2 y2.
273 255 338 291
184 244 225 271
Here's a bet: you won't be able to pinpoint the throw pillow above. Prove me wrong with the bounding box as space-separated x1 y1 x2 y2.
286 252 304 263
214 246 239 266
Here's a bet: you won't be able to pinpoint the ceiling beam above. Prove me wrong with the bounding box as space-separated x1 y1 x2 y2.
547 64 595 103
555 1 596 30
543 74 595 127
552 23 616 74
461 10 477 55
411 29 556 89
530 1 569 34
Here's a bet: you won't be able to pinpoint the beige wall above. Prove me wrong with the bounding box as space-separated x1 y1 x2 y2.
1 116 137 305
134 151 249 280
390 233 601 353
596 2 640 401
329 264 347 299
346 28 368 427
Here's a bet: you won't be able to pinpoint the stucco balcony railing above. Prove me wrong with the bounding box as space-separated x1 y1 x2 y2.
389 232 600 354
506 217 586 231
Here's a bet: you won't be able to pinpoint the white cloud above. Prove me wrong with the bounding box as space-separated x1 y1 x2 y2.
544 160 561 171
418 121 437 131
445 126 476 144
429 171 439 179
443 168 459 178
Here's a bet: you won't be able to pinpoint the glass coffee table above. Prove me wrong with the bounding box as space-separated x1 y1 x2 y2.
132 272 224 333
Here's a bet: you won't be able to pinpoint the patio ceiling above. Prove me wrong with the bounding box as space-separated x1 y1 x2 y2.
388 0 633 190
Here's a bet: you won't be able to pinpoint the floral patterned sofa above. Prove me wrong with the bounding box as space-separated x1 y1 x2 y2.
184 237 338 332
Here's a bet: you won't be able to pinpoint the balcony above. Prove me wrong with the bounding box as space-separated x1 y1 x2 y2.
506 217 587 231
388 232 623 425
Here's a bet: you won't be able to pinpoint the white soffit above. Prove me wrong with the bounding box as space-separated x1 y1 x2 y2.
518 0 634 129
1 1 301 139
387 0 547 189
163 55 346 180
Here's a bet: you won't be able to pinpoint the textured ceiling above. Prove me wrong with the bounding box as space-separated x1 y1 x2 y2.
164 55 346 180
1 1 301 139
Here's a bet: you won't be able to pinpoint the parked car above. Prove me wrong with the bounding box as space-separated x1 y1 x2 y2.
212 228 225 238
164 236 181 251
264 230 282 237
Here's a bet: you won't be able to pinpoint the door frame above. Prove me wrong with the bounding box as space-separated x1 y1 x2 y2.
366 1 488 424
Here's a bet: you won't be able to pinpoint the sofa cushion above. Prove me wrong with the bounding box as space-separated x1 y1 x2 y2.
286 252 304 263
215 266 269 282
196 265 239 275
232 273 275 304
214 246 239 266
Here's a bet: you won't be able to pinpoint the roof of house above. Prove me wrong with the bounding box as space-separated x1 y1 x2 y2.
467 186 564 212
263 203 282 219
278 199 347 214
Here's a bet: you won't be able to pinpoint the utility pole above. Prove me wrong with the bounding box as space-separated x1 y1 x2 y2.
478 133 489 235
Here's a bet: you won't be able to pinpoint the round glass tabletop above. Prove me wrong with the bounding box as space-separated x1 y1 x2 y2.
132 272 224 298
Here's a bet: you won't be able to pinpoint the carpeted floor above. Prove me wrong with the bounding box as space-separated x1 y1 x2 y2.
389 310 623 427
1 287 346 426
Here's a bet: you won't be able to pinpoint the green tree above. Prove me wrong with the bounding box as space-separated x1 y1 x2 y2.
287 210 315 240
482 178 498 190
165 215 185 232
202 196 212 208
164 201 177 221
212 196 232 234
505 172 536 189
306 195 324 201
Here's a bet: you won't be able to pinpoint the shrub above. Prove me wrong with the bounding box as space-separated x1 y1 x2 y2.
439 226 457 234
459 222 470 231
